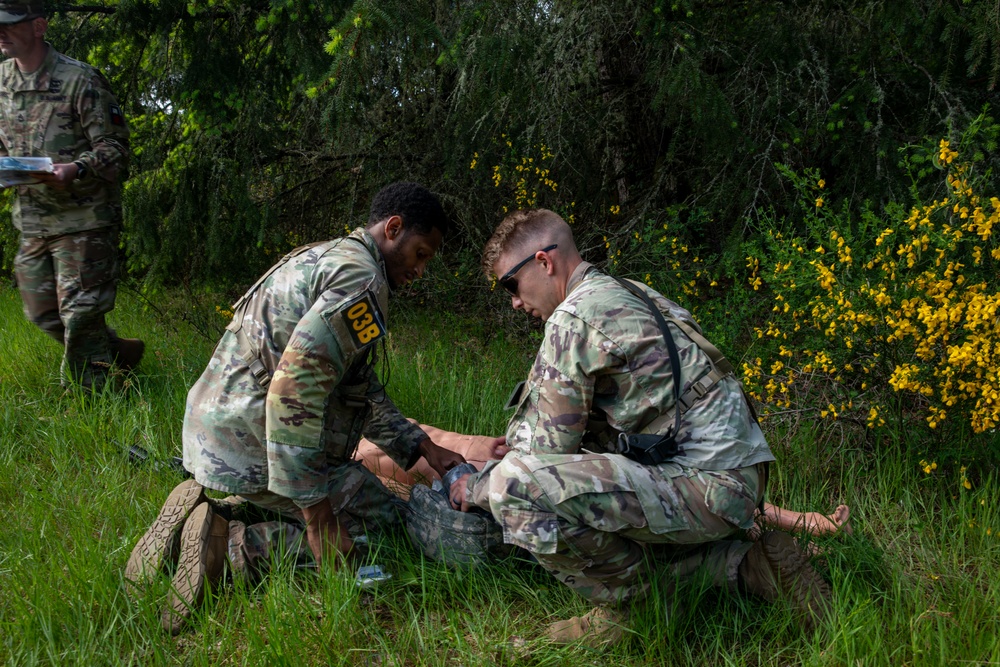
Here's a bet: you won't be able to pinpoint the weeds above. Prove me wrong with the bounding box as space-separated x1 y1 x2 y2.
1 281 999 665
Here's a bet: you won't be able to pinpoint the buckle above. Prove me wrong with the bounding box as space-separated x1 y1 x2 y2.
248 358 270 388
678 379 711 411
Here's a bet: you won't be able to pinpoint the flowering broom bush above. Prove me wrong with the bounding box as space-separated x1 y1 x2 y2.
742 132 1000 443
601 209 759 358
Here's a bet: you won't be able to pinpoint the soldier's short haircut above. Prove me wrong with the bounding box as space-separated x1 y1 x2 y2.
367 182 450 237
481 208 563 277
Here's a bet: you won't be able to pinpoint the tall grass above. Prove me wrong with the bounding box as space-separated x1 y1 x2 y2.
1 285 998 665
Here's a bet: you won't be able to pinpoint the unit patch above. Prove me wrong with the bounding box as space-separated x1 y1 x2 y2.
109 103 124 126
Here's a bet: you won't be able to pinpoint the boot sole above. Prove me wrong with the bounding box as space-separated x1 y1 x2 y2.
162 503 214 635
125 480 205 588
761 531 832 630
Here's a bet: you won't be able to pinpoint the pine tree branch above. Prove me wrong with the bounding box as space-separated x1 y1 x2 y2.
54 4 249 20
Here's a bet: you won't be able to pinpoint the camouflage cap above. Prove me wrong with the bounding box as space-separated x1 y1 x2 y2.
0 0 44 24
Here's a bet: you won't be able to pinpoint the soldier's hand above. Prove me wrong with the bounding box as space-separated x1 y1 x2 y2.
489 436 510 460
418 438 466 478
301 499 354 569
33 162 80 190
448 473 474 513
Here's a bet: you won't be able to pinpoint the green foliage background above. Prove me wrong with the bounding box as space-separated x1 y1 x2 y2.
3 0 998 287
0 0 997 454
0 0 997 448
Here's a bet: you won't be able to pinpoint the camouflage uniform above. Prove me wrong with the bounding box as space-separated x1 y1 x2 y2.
464 262 775 603
183 228 429 575
0 45 130 388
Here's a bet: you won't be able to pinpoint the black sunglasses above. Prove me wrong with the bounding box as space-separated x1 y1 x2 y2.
498 244 557 295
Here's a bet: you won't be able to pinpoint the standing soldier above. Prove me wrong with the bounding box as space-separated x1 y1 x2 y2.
449 209 831 645
0 0 143 391
126 182 466 634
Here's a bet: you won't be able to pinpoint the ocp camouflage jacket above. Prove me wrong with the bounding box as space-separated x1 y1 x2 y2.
467 262 774 508
0 45 129 237
182 228 428 508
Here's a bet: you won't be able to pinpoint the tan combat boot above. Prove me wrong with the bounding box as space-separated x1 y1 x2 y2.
738 530 832 630
161 502 229 634
125 480 206 589
111 337 146 371
547 606 626 647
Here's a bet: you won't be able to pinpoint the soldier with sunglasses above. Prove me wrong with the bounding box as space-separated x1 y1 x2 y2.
449 208 831 646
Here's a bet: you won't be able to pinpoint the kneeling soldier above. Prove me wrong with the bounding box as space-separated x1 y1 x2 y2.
449 209 831 645
126 183 464 633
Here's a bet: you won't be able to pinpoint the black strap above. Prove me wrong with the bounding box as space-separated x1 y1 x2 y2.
612 277 683 457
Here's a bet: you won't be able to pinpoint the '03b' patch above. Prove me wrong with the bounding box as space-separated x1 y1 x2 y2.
327 290 386 353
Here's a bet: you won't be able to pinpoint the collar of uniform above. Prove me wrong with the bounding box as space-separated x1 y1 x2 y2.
348 227 387 279
565 260 598 296
3 42 57 92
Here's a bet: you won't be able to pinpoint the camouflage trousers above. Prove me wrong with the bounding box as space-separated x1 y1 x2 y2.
228 461 407 580
13 228 120 389
484 453 766 604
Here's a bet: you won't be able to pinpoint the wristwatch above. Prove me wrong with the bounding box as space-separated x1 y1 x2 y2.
73 160 87 180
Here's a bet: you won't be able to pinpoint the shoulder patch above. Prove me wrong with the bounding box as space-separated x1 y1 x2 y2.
108 103 125 127
325 289 386 353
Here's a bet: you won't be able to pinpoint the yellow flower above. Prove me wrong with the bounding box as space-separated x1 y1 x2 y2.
938 139 957 164
818 179 825 189
815 197 824 208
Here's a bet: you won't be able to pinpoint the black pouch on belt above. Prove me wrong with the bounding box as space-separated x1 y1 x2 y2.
616 431 682 466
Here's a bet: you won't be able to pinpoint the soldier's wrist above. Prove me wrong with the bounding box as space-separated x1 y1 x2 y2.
463 472 478 505
465 462 498 505
416 437 435 459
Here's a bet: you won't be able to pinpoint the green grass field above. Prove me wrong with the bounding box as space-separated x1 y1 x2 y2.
1 284 998 666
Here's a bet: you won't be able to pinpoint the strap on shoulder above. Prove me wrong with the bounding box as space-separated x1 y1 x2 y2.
224 239 334 390
612 277 683 441
233 327 271 389
229 240 331 314
612 277 738 435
